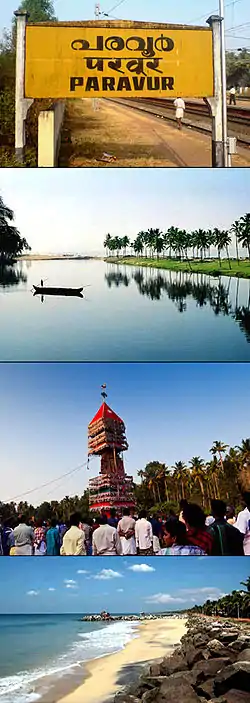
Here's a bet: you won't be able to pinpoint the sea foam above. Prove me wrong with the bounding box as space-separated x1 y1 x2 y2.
0 621 139 703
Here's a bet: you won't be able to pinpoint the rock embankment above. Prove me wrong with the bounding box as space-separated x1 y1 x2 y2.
113 615 250 703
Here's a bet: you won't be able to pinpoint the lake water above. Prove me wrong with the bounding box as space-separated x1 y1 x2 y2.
0 259 250 361
0 614 138 703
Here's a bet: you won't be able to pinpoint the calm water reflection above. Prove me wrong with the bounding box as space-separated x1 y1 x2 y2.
0 259 250 360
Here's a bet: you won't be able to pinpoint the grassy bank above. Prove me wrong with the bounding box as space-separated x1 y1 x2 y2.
105 256 250 279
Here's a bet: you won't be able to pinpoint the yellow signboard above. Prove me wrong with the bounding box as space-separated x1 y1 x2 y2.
25 23 214 99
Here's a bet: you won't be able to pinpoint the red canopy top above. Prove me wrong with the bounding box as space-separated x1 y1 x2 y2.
89 402 123 426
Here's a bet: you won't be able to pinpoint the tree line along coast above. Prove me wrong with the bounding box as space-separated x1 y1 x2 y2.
104 214 250 279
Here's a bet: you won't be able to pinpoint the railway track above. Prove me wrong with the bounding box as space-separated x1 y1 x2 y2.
107 97 250 147
143 98 250 126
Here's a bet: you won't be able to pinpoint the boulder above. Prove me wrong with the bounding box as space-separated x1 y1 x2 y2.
140 677 168 689
142 689 160 703
196 678 215 700
237 648 250 663
214 662 250 696
168 670 197 686
224 690 250 703
185 644 206 667
219 631 239 644
192 633 210 648
192 657 231 683
207 639 227 656
229 636 250 652
124 682 152 699
147 662 163 678
155 679 201 703
160 652 188 675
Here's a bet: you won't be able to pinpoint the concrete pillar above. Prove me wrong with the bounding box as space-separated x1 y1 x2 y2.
206 15 225 168
38 110 55 167
14 10 33 162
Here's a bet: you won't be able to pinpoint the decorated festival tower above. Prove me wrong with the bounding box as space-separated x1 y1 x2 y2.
88 386 135 514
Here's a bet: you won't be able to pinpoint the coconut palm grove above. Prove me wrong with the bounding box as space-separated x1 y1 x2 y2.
189 576 250 619
104 213 250 277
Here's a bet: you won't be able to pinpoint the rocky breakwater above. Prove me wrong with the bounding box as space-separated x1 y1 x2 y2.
81 614 185 622
113 615 250 703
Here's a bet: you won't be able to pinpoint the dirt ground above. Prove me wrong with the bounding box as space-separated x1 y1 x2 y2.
59 98 250 168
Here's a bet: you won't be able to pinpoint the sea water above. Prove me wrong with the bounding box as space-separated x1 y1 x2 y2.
0 614 139 703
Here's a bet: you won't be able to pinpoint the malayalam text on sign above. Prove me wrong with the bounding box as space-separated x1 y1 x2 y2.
24 24 214 99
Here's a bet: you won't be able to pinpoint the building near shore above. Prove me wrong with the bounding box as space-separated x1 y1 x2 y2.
88 387 135 515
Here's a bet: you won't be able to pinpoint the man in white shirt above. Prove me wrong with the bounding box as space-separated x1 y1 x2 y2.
235 493 250 555
92 515 122 556
135 511 153 555
60 513 86 556
13 515 34 555
229 87 236 105
117 508 136 555
174 97 186 130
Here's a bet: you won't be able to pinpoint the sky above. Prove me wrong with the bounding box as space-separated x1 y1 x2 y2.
1 362 250 505
0 556 249 614
1 0 250 50
1 169 249 255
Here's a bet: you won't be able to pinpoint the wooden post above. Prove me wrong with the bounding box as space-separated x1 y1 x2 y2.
206 15 225 167
14 10 33 162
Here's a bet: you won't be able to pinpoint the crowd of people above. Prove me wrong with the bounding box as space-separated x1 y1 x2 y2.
1 493 250 556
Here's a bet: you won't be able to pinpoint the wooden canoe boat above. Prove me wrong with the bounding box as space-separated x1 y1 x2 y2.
33 285 83 296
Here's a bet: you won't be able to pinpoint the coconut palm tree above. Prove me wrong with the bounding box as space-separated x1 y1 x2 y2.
213 229 231 267
189 456 206 506
121 235 130 256
104 233 112 256
230 219 241 264
237 213 250 260
206 458 220 500
133 236 144 256
219 230 232 268
172 461 189 500
209 440 228 471
165 227 180 259
241 576 250 593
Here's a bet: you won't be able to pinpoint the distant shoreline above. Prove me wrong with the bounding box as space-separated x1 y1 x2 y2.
18 255 102 261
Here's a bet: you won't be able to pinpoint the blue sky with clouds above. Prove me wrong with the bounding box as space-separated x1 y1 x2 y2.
1 169 249 255
0 557 249 614
1 0 250 50
1 362 250 505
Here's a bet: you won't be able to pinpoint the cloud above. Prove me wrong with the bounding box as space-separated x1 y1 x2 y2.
128 564 155 573
64 579 77 585
77 570 89 575
94 569 123 580
26 590 39 596
145 593 186 604
179 587 224 600
117 588 124 593
145 586 226 606
66 583 78 589
48 587 56 592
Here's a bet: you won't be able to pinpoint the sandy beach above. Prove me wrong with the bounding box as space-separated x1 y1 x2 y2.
57 617 187 703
